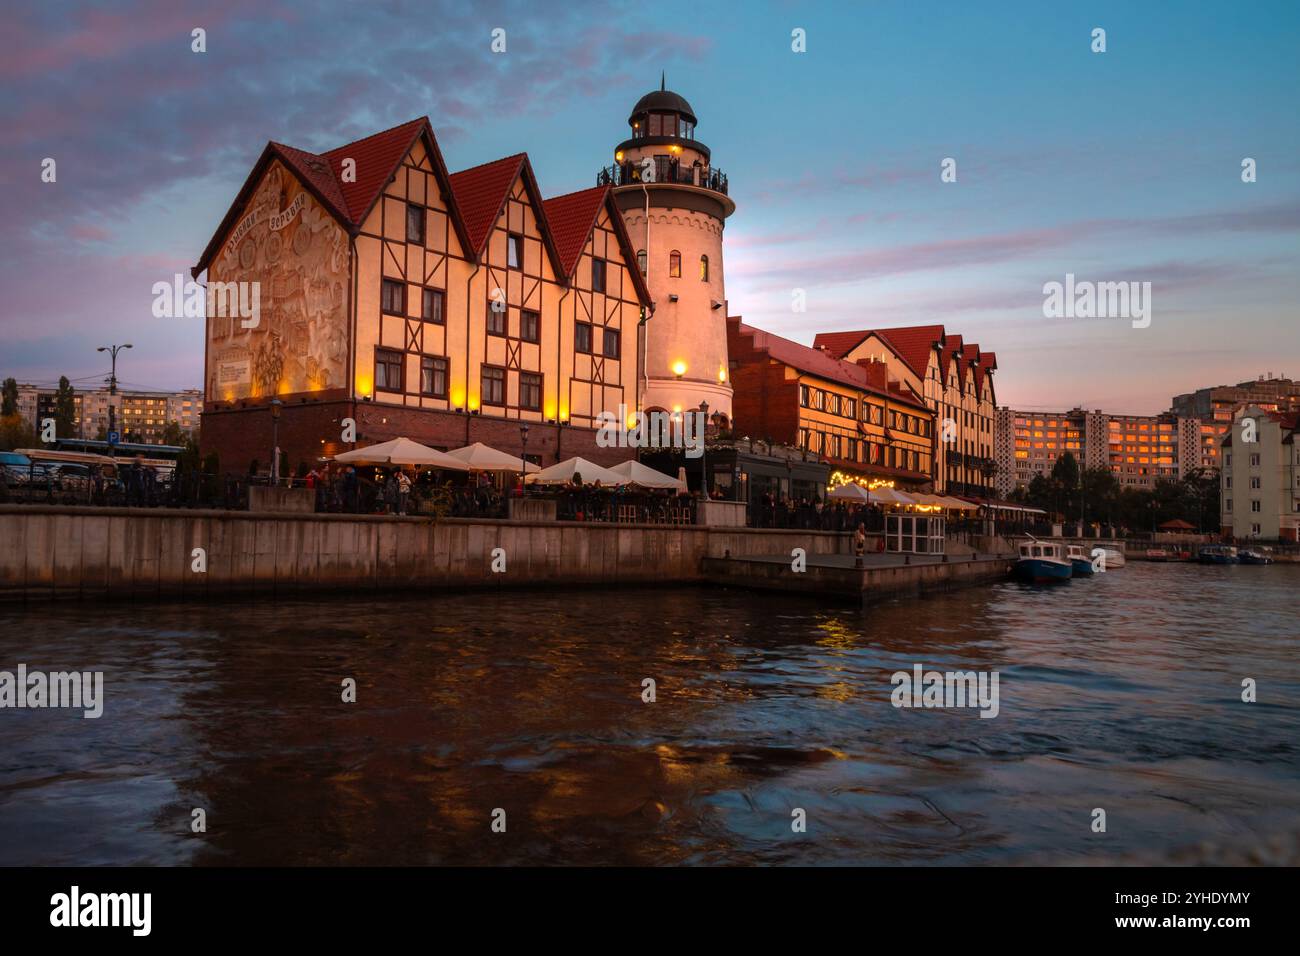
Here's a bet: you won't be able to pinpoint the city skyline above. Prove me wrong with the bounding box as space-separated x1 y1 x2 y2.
3 0 1298 414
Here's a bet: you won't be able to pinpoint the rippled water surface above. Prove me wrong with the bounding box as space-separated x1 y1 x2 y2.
2 563 1297 865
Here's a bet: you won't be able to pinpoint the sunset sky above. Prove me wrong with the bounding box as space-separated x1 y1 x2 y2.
3 0 1297 414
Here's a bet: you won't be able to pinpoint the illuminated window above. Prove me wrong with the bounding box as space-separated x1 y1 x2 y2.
669 250 681 277
699 255 709 281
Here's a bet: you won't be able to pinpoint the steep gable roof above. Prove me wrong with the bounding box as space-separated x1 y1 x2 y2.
193 116 472 276
868 325 946 379
811 330 871 359
542 185 652 305
448 153 527 256
728 317 928 410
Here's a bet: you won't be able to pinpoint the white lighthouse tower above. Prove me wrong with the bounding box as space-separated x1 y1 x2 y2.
601 78 735 424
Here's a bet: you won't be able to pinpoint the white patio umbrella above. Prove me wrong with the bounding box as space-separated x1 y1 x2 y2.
869 486 917 507
333 436 469 471
828 483 872 502
938 495 979 511
525 456 625 486
606 459 686 490
444 441 540 473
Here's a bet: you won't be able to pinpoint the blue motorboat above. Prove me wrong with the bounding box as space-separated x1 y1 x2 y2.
1238 548 1274 565
1066 543 1097 575
1014 539 1073 583
1198 545 1238 565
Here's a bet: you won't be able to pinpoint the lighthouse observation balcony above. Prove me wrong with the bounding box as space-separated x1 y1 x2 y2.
597 158 729 196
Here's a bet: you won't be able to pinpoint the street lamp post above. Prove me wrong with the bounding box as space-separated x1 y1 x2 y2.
520 423 530 495
698 401 709 497
96 343 132 458
270 399 283 484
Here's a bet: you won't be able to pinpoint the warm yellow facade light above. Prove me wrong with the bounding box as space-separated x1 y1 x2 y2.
672 360 687 378
615 151 624 162
718 366 727 383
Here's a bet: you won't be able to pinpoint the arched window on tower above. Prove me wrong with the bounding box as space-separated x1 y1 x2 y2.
699 255 709 281
636 249 647 276
669 250 681 278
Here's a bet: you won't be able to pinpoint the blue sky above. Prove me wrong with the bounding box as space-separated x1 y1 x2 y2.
3 0 1297 413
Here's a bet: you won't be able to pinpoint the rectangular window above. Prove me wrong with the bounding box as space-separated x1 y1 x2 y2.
575 322 593 354
381 279 405 315
487 303 506 336
519 372 542 411
481 366 506 406
421 288 444 324
800 385 810 408
507 233 523 269
591 258 606 293
603 327 621 359
420 356 448 398
375 348 403 392
520 310 540 343
1251 500 1261 512
406 204 425 244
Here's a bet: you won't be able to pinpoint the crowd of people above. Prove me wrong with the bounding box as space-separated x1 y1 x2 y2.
748 492 886 532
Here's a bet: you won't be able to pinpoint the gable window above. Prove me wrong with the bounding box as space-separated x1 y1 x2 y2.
421 288 444 324
519 372 542 411
603 327 621 359
636 249 647 276
591 258 607 293
668 250 681 278
420 356 448 398
575 322 593 354
381 279 405 316
481 366 506 406
699 255 709 281
520 310 540 343
507 233 523 269
487 301 506 336
374 348 403 392
406 204 425 245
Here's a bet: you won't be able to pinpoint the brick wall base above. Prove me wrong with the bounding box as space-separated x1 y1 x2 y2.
200 400 633 476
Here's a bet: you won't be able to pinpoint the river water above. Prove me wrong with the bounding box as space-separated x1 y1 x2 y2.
1 563 1297 865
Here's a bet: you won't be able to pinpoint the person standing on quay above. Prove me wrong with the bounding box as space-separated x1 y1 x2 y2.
854 523 867 559
396 469 411 515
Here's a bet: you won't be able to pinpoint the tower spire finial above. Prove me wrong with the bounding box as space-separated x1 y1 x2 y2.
661 70 665 91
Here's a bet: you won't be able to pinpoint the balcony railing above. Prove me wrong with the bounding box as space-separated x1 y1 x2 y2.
597 159 728 196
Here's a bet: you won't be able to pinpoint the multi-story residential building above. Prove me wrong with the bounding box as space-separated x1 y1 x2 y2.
727 317 935 491
1172 374 1300 471
9 383 200 443
193 114 651 471
1219 405 1300 541
811 326 998 496
996 406 1200 491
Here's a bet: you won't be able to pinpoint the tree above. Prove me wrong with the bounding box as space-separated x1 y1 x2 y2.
1080 466 1119 527
1182 467 1220 532
160 421 186 446
54 376 76 439
0 414 37 451
1 378 17 417
1049 452 1081 520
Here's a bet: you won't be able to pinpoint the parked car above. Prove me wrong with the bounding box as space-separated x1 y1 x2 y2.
0 451 49 487
47 463 93 494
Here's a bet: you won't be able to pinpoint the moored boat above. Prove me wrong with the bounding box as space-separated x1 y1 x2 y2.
1198 545 1239 565
1145 548 1170 562
1066 543 1096 576
1101 546 1126 569
1014 539 1073 583
1238 548 1274 565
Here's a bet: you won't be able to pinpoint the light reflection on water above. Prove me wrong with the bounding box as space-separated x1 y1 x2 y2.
0 562 1297 865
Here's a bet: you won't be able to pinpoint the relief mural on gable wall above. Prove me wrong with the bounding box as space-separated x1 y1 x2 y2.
206 160 348 401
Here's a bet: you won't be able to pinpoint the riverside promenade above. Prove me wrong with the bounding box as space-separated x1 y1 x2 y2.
0 505 1015 605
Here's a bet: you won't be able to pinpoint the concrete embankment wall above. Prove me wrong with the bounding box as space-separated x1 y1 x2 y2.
702 555 1013 605
0 506 847 602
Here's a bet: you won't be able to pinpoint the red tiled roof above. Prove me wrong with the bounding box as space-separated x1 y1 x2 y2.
811 330 871 359
448 153 527 256
321 117 428 224
729 317 929 410
542 186 609 278
272 142 351 224
941 333 965 385
869 325 946 379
